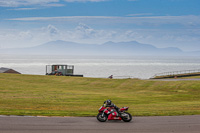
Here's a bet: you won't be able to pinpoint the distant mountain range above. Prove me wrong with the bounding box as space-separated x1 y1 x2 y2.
0 40 199 56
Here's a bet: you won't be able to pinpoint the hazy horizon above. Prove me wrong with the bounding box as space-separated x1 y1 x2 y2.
2 40 199 56
1 54 200 79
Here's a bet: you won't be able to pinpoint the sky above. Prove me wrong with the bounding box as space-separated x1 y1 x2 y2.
0 0 200 51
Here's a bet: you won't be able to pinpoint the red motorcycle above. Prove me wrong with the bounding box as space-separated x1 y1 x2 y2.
97 106 132 122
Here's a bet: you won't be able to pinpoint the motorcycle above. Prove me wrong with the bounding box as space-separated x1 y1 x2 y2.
97 105 132 122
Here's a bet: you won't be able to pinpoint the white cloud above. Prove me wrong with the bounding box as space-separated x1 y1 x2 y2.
75 23 96 38
127 13 153 16
0 0 108 7
0 24 117 48
64 0 108 2
0 29 35 48
7 16 116 21
6 15 200 27
42 3 64 7
122 29 200 51
8 8 38 11
0 25 60 48
0 0 62 7
18 31 33 39
43 24 60 36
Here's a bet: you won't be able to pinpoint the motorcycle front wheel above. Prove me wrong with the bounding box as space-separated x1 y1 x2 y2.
121 112 132 122
97 113 107 122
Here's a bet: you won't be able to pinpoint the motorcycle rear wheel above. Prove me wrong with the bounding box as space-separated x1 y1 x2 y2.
97 113 107 122
121 112 132 122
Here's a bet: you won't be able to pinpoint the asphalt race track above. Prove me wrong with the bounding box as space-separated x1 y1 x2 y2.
0 115 200 133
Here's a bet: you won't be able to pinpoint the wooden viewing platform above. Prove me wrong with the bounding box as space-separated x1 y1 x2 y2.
151 69 200 79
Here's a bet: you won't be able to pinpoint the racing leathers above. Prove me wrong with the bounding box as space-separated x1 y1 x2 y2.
103 103 121 119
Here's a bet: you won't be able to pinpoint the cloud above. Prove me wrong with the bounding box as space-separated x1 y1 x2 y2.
6 15 200 28
7 16 116 21
0 0 108 7
8 8 38 10
0 29 35 48
0 25 60 48
75 23 96 38
18 31 33 39
0 0 63 7
43 24 60 36
64 0 109 2
127 13 153 16
0 23 117 48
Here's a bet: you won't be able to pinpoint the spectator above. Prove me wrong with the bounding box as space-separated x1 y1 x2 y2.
108 75 113 79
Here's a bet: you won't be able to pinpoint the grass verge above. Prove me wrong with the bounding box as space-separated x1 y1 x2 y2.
0 73 200 117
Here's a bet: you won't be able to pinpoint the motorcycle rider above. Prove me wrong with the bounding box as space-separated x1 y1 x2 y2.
103 99 121 119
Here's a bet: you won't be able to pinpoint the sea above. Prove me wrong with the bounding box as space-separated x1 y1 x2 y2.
0 55 200 79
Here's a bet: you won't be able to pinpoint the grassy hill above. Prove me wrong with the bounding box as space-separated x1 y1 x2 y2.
0 73 200 117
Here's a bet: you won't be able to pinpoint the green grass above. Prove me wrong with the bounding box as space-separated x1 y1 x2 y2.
0 73 200 117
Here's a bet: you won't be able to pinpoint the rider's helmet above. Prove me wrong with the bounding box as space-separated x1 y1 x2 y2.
106 99 112 105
